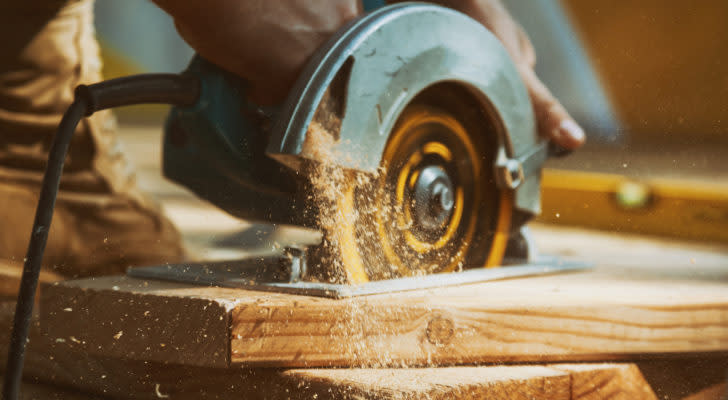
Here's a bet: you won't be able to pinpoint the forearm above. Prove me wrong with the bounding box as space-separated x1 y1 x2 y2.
151 0 361 103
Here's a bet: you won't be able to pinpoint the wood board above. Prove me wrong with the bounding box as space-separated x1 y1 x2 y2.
6 363 660 400
40 225 728 368
2 305 665 399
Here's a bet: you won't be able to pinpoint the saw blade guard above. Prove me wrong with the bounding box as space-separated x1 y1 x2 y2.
267 3 545 217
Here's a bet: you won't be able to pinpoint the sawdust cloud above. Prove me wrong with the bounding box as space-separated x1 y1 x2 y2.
301 120 389 283
301 120 462 284
286 122 466 369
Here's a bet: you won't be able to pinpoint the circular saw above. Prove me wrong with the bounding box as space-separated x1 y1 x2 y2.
3 3 590 394
137 2 582 294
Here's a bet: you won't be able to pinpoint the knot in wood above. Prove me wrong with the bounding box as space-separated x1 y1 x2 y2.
426 316 454 346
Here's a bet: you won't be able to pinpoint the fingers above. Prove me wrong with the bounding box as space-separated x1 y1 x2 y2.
518 65 585 149
457 0 584 149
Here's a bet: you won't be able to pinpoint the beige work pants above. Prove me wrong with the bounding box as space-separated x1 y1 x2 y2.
0 0 184 279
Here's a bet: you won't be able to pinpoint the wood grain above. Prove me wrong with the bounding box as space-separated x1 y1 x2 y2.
41 247 728 368
39 277 232 368
228 272 728 367
4 340 656 400
1 305 656 400
285 366 573 400
551 364 657 400
0 377 98 400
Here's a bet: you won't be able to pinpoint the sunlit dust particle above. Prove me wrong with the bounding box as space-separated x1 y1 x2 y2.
155 383 169 399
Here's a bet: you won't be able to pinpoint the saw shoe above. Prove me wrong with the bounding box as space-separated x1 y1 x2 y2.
0 0 185 280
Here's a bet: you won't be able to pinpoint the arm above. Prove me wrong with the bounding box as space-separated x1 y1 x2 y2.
152 0 361 105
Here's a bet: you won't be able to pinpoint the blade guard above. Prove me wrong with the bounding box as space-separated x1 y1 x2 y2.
268 3 545 216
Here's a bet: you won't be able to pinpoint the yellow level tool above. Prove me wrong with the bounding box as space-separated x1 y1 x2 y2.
540 169 728 243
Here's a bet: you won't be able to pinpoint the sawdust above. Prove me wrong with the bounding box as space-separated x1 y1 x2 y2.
300 127 474 369
301 117 463 283
301 116 425 284
301 123 410 368
302 120 372 283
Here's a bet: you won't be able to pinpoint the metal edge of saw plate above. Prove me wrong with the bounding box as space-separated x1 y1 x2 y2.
127 258 591 299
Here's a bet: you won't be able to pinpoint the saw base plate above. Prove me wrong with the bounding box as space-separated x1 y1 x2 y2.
127 257 590 299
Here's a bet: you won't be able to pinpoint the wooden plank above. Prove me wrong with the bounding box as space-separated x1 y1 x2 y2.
41 234 728 368
550 364 657 400
284 366 572 400
0 306 673 400
682 383 727 400
39 278 232 368
0 378 98 400
0 304 645 400
226 267 728 367
636 358 728 400
11 338 657 400
14 360 658 400
2 332 651 400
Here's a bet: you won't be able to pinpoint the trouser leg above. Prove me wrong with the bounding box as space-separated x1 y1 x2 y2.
0 0 185 279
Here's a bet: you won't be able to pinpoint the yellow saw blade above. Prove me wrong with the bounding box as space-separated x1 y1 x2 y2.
329 92 512 283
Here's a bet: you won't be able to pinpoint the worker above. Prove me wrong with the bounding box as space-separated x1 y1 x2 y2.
0 0 585 281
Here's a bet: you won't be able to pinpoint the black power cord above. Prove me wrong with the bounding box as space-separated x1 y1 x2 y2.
1 73 200 400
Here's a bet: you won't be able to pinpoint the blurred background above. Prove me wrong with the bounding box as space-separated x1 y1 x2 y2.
93 0 728 249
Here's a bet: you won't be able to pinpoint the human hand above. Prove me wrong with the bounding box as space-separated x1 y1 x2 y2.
426 0 585 149
153 0 361 105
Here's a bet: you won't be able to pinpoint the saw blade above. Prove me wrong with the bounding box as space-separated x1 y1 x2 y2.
328 86 513 283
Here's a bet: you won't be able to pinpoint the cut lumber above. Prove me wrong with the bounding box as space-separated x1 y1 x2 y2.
636 358 728 400
1 307 656 400
2 301 675 400
41 249 728 368
550 364 657 400
7 342 657 400
40 225 728 368
682 383 727 400
12 227 728 398
13 360 650 400
0 377 97 400
285 366 573 400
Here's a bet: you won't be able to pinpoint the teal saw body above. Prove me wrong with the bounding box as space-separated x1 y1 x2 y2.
161 3 550 280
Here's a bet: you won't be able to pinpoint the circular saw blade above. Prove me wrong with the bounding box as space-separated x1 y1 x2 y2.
330 85 513 282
